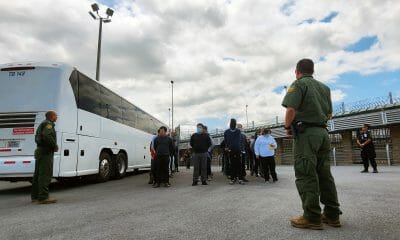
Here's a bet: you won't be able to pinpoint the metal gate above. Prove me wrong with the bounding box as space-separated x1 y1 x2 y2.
281 138 294 165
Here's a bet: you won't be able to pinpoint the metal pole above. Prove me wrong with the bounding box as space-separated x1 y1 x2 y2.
389 92 393 104
95 18 103 81
386 143 391 166
168 108 171 130
171 81 174 132
333 147 337 166
341 102 345 114
246 104 249 129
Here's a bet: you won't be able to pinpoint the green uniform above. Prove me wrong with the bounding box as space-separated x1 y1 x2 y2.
282 75 342 223
31 119 57 201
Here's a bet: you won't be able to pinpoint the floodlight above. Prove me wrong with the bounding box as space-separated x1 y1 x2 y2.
106 8 114 17
91 3 99 12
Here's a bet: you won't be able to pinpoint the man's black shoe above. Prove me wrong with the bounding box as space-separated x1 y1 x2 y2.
373 169 378 173
153 183 160 188
361 170 368 173
202 181 208 185
192 181 198 186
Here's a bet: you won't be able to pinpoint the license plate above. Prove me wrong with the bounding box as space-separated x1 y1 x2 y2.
7 141 20 148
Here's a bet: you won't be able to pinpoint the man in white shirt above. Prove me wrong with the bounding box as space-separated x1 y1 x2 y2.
254 128 278 182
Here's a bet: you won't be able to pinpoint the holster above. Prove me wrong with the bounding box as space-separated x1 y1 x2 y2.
291 121 305 138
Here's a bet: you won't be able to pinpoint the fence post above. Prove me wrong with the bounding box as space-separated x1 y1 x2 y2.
389 92 393 104
386 143 391 166
333 147 337 166
341 102 345 114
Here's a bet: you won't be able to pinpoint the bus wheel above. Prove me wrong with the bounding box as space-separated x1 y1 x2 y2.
97 152 112 182
115 152 127 179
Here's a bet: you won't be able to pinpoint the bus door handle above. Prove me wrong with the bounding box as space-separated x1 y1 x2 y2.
65 139 76 142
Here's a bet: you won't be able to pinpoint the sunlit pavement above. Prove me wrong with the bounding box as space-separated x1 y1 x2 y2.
0 165 399 240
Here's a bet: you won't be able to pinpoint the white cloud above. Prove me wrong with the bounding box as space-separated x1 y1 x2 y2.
331 89 346 103
0 0 399 129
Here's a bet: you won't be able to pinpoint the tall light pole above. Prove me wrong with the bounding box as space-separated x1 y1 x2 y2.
245 104 249 129
168 108 171 130
89 3 114 81
171 81 174 132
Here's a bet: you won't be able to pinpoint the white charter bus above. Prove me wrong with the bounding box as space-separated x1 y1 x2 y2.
0 62 164 182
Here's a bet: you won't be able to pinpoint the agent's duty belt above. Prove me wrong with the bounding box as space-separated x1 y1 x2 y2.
298 122 327 128
292 121 327 137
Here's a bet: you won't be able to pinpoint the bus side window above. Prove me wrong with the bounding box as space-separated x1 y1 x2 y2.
78 72 101 115
69 70 79 105
100 86 122 123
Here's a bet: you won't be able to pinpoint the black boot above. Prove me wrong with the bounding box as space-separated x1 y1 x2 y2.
148 174 154 184
192 181 198 186
202 181 208 185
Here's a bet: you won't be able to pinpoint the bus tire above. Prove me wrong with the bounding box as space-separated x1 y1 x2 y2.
97 152 112 182
114 152 127 179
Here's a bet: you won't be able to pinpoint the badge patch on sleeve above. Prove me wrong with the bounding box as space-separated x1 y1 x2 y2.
287 87 296 93
46 124 52 129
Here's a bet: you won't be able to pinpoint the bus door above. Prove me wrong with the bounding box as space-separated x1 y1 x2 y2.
58 133 78 177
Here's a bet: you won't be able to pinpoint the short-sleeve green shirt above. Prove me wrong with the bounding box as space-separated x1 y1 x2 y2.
36 120 57 151
281 75 332 125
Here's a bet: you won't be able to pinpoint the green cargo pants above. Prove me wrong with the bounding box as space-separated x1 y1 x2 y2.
31 149 54 201
294 127 342 223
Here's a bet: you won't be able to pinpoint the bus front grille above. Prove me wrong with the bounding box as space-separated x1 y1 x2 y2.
0 112 36 129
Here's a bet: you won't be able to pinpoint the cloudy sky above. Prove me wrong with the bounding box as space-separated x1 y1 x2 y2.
1 0 399 134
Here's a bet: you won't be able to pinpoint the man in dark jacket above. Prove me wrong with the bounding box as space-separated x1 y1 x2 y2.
224 119 243 185
153 126 174 188
357 124 378 173
237 124 249 182
190 123 212 186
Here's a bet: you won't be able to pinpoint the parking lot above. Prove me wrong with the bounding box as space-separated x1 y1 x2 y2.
1 166 399 240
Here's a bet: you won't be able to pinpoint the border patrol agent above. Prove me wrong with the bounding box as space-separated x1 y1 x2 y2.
282 59 342 230
31 111 58 204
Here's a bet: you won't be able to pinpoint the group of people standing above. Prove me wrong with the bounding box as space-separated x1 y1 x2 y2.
221 119 278 185
32 58 385 233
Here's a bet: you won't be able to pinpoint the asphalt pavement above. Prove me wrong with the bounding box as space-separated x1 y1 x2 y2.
0 165 399 240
